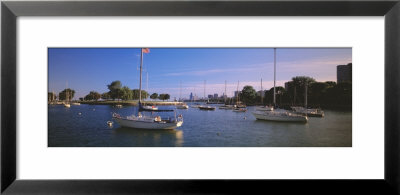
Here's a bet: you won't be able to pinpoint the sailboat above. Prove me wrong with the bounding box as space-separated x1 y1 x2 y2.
112 48 183 129
141 63 158 111
63 82 71 108
256 78 273 111
177 81 189 109
233 81 247 112
219 80 234 110
252 48 308 123
291 83 324 117
198 80 215 110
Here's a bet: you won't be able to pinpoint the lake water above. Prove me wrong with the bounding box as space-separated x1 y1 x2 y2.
48 103 352 147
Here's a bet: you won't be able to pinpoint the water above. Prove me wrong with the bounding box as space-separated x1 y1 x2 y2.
48 103 352 147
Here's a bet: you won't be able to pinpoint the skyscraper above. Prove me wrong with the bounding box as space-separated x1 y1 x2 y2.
337 63 352 83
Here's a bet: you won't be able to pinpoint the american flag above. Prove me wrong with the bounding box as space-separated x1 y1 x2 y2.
142 48 150 53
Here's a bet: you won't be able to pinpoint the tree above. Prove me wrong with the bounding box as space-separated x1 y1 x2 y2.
239 85 257 105
159 93 170 101
119 86 133 100
48 92 56 102
58 88 75 101
101 92 111 100
150 93 158 100
107 80 122 100
84 91 101 101
132 89 149 100
264 86 285 105
291 76 316 106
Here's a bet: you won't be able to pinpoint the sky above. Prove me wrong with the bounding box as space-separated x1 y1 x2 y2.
48 48 352 100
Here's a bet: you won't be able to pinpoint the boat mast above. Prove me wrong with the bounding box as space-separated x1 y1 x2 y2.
204 80 206 102
66 81 69 102
180 81 182 101
139 48 143 102
224 80 227 104
261 78 263 105
236 80 239 104
273 48 276 107
146 72 149 100
305 83 308 109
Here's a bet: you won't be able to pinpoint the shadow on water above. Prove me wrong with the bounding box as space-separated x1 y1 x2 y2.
112 127 184 147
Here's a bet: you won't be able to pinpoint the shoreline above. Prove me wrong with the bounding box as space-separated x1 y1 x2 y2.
77 100 184 106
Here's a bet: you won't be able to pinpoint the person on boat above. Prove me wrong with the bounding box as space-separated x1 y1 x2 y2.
138 112 142 118
155 116 161 122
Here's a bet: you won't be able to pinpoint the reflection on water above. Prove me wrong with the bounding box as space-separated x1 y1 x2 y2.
48 103 351 147
113 127 183 147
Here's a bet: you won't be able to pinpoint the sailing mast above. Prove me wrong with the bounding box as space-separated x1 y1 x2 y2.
236 80 239 105
261 78 263 105
179 81 182 101
224 80 227 104
146 72 149 100
273 48 276 107
204 80 206 102
139 48 143 102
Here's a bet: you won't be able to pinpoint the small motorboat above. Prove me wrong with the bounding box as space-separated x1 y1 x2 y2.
233 108 247 112
177 104 189 109
198 105 216 110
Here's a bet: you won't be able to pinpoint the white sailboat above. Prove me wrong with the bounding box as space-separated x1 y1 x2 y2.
63 82 71 108
256 78 274 111
291 83 324 117
252 48 308 123
219 81 234 109
113 48 183 129
198 80 215 110
233 80 247 112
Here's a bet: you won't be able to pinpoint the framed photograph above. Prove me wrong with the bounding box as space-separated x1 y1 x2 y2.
2 0 399 194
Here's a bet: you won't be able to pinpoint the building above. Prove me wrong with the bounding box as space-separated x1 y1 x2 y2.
208 94 213 99
189 92 193 101
234 91 240 97
337 63 352 83
214 93 218 99
221 93 227 99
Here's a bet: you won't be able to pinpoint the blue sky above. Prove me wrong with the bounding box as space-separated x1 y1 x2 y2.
48 48 351 100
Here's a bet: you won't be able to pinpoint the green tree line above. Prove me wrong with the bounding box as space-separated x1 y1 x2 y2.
235 76 351 109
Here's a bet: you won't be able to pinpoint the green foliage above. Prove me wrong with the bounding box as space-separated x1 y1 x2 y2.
158 93 170 101
132 89 149 100
264 86 286 105
120 86 133 100
101 92 111 100
84 91 101 101
58 88 75 101
107 80 122 100
239 85 257 105
150 93 158 100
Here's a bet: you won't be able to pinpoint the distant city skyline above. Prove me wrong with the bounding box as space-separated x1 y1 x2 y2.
48 48 352 100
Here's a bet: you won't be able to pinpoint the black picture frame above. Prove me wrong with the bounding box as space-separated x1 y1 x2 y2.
1 0 399 194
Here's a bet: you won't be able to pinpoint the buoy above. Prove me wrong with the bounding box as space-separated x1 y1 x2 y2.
78 112 82 115
243 116 247 120
107 121 113 126
93 109 95 111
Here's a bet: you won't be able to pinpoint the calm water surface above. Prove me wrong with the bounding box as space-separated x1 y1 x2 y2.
48 103 351 147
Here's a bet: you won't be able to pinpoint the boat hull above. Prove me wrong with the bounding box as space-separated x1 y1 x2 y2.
252 111 308 123
199 106 216 110
113 117 182 129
